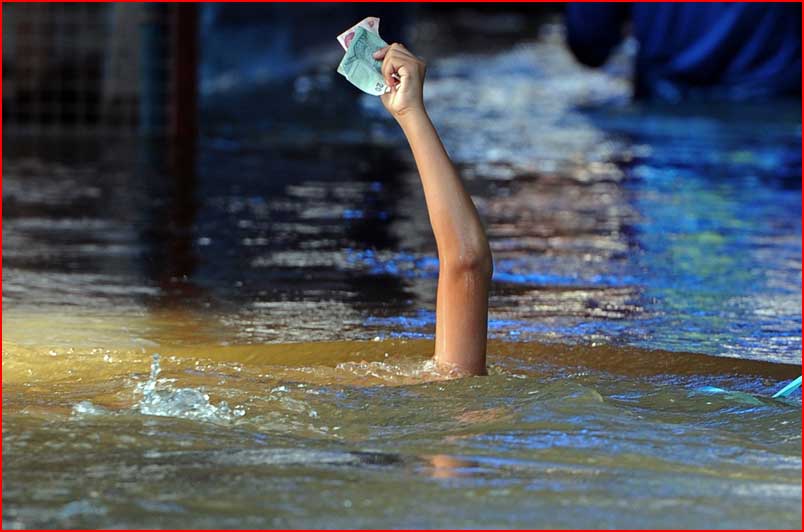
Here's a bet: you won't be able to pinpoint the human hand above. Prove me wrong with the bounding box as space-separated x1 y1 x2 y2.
372 43 427 120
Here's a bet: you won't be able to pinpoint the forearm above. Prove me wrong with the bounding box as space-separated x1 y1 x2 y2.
397 110 491 270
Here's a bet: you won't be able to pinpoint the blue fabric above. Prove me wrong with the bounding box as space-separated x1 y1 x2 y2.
565 2 801 101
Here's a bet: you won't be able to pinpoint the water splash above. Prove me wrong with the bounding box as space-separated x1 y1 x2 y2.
335 357 471 382
71 401 109 417
71 355 246 423
134 354 246 423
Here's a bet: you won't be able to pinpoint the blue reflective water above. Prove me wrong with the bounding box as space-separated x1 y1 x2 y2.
621 109 801 360
469 102 802 362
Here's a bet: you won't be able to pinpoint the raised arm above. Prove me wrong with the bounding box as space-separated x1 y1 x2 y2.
374 44 493 375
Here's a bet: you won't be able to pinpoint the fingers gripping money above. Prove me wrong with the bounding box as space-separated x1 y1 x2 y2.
336 17 392 95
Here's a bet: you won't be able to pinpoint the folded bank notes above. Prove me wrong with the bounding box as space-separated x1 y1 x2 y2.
336 17 390 95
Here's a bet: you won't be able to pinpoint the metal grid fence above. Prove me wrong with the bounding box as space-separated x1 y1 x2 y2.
2 3 190 136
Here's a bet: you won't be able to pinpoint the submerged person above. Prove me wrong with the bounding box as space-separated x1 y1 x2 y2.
565 2 801 101
372 43 493 376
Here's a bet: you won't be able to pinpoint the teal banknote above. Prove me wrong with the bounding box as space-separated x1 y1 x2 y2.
337 25 389 96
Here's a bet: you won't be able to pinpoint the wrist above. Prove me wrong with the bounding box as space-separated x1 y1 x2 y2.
394 105 429 128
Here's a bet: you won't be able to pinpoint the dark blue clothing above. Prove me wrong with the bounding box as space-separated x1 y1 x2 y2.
565 2 801 101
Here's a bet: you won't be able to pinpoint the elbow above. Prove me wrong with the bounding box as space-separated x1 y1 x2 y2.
445 240 493 281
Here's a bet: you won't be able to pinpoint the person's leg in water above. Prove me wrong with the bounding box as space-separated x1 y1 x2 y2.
374 43 493 376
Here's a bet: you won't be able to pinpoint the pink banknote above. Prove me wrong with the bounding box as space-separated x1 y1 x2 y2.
336 16 380 51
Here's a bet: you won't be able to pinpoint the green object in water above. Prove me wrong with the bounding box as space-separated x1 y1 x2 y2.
337 26 389 96
697 376 802 404
696 386 766 406
772 376 802 398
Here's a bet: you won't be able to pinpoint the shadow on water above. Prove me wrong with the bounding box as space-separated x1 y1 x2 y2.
138 135 201 307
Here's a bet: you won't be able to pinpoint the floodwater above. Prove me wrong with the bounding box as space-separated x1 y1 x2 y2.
3 21 802 530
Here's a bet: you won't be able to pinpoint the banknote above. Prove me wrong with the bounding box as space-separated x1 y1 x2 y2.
336 16 380 51
336 25 389 96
